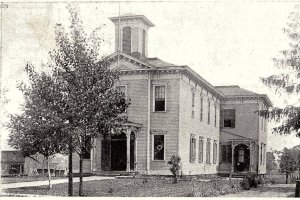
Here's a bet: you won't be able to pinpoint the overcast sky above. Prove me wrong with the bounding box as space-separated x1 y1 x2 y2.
1 1 300 151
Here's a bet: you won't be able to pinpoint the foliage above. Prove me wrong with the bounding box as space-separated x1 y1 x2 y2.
260 5 300 136
167 155 181 184
266 151 277 173
240 172 259 190
278 147 298 183
7 3 129 195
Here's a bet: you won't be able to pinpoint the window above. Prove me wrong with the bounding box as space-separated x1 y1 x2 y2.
221 145 232 163
222 109 235 128
264 117 267 132
261 116 264 131
206 138 211 164
190 135 196 163
154 85 166 112
213 141 217 164
238 149 244 162
214 105 217 127
260 143 263 165
198 137 203 163
142 29 146 55
116 85 126 96
122 27 131 53
153 135 165 160
207 100 210 124
200 96 203 121
191 91 195 118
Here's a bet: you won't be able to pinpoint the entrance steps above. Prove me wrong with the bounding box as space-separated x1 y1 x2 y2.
91 171 137 177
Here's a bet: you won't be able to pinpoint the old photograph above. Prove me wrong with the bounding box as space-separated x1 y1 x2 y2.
1 0 300 197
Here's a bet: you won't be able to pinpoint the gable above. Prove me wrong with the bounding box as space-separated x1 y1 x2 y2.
109 58 147 71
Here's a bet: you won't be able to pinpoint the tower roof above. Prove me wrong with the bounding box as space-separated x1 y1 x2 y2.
109 15 155 27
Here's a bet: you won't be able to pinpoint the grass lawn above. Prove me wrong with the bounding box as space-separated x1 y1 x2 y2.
4 178 198 197
1 176 67 184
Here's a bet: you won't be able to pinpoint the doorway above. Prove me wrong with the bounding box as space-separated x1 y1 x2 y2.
234 144 250 172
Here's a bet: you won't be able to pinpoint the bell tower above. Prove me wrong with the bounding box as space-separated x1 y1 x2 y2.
109 15 154 57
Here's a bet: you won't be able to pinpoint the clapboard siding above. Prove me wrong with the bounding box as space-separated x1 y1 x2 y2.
178 74 220 175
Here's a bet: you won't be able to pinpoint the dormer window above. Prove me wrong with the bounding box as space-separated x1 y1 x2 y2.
122 27 131 53
142 29 146 55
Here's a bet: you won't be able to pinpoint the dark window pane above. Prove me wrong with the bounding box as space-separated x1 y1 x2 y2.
122 27 131 53
155 86 165 111
223 109 235 128
154 135 164 160
198 139 203 163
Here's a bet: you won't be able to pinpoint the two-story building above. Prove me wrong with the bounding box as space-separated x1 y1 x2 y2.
76 14 272 176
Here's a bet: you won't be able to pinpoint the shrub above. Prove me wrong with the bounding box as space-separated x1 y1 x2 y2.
167 155 181 184
241 177 250 190
240 173 260 189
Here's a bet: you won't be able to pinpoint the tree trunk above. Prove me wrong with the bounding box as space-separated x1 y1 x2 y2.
68 138 73 196
79 155 84 196
286 172 289 184
47 157 52 189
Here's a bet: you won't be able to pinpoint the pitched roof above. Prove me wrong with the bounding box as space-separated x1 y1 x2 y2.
215 85 258 96
215 85 272 106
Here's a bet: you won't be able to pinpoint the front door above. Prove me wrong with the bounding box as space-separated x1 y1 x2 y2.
111 133 127 171
234 144 250 172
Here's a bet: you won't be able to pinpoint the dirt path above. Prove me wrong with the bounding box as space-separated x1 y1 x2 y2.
224 184 295 197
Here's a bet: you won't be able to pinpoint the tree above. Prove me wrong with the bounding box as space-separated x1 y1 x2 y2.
49 4 129 196
260 5 300 135
7 4 128 196
266 151 277 174
279 148 298 184
7 67 69 189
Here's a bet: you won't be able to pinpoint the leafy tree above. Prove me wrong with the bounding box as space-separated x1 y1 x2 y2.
7 67 69 188
261 5 300 135
278 148 298 184
7 4 128 196
266 151 277 173
167 155 181 183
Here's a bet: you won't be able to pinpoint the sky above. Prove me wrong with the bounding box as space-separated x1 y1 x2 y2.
1 1 300 151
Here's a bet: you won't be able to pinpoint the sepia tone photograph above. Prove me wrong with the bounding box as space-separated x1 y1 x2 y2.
1 0 300 197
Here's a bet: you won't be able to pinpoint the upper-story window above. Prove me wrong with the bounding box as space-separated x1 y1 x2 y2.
191 91 195 118
207 100 211 124
116 85 126 96
154 85 166 112
122 27 131 53
214 104 217 127
200 96 203 121
142 29 146 55
222 109 235 128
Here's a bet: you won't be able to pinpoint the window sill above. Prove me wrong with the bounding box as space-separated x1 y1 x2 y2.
153 111 167 113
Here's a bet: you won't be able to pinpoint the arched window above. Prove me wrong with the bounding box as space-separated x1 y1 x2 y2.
122 27 131 53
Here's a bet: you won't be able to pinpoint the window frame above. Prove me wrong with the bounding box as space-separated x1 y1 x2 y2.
191 91 195 118
152 134 166 161
222 109 236 128
153 85 167 112
200 96 203 121
198 136 204 163
214 104 217 127
190 134 196 163
206 138 211 164
207 100 211 125
122 26 132 53
213 140 217 164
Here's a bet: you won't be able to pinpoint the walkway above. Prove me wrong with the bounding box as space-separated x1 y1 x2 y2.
1 176 115 190
224 184 295 197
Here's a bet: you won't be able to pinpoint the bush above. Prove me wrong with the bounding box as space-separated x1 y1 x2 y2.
240 173 260 190
167 155 181 184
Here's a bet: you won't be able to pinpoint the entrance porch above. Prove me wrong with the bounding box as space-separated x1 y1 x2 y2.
94 121 142 173
219 140 257 174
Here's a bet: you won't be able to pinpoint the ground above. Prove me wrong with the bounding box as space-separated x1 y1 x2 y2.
224 184 295 197
1 175 297 197
1 176 66 184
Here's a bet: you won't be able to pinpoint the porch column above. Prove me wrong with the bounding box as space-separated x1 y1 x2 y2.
126 129 131 172
231 142 234 173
